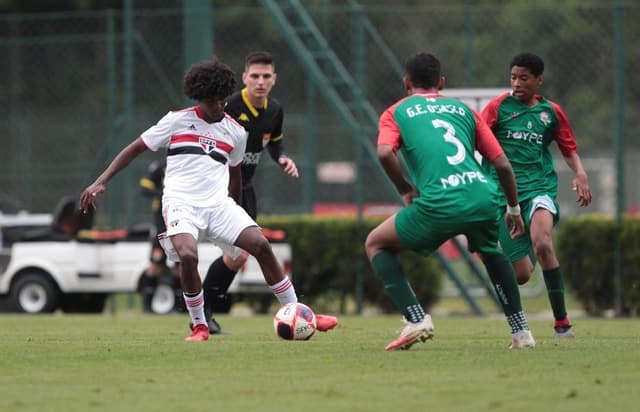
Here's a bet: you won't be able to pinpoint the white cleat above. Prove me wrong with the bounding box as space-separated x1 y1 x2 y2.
510 329 536 349
385 315 435 351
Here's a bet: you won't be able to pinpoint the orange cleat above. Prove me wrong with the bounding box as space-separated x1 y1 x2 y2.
315 314 339 332
185 324 210 341
385 316 435 351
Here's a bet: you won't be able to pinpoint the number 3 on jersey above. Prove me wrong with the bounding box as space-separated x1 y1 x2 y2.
432 119 465 165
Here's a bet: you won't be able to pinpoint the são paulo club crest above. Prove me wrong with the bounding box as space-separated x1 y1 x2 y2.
199 135 217 153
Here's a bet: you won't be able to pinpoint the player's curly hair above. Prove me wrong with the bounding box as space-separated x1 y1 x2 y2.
510 52 544 77
183 57 236 101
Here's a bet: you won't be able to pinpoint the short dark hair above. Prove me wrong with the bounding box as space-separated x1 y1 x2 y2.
510 52 544 76
404 52 441 89
183 58 236 101
245 51 275 70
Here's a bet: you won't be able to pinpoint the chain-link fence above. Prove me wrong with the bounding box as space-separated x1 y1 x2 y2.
1 0 638 228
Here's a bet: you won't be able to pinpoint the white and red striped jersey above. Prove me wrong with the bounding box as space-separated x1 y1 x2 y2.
141 106 248 207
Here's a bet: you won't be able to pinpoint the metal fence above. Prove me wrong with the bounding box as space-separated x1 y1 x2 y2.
1 0 638 228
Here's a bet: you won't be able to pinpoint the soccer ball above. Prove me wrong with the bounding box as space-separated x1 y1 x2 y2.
273 302 317 340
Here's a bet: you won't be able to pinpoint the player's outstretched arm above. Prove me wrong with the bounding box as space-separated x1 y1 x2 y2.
80 137 148 212
563 152 592 207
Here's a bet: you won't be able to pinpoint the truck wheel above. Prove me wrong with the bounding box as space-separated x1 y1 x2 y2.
150 275 179 314
10 272 59 313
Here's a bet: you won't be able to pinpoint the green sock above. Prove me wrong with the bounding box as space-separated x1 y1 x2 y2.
483 253 523 316
543 267 567 321
371 251 425 323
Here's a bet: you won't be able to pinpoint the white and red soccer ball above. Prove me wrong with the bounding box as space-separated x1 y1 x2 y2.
273 302 317 340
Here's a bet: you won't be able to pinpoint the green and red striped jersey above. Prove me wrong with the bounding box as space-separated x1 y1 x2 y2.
481 92 578 205
378 92 504 220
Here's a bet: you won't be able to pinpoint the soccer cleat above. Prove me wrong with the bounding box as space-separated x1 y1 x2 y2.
315 314 339 331
207 317 223 334
554 319 575 339
385 315 435 351
509 329 536 349
189 318 223 334
189 310 223 334
185 324 210 341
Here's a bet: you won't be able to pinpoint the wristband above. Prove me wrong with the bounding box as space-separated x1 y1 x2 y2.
507 204 521 215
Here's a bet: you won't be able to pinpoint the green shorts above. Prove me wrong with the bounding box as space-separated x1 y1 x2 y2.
498 193 560 263
395 204 501 256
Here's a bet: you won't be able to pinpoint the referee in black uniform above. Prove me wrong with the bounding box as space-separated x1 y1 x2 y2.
138 159 167 313
199 51 299 333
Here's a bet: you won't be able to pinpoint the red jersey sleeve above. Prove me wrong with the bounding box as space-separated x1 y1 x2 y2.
480 92 509 129
473 110 504 162
549 101 578 156
377 102 403 152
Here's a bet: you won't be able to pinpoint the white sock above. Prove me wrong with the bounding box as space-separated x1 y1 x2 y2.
183 290 207 327
270 277 297 305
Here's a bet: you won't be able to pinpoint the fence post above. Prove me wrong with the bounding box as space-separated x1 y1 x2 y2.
613 1 625 316
182 0 214 80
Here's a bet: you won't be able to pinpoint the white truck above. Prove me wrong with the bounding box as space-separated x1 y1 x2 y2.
0 197 291 314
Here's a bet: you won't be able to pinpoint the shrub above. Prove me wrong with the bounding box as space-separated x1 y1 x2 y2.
556 215 640 316
258 215 441 313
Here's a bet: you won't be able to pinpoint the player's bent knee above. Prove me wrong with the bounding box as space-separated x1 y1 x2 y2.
246 238 273 261
223 251 249 271
533 239 554 258
178 251 198 270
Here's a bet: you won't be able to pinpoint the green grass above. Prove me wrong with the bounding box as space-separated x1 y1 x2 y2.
0 314 638 412
431 291 583 316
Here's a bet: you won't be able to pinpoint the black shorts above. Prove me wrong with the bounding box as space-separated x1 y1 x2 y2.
150 210 167 264
241 185 257 220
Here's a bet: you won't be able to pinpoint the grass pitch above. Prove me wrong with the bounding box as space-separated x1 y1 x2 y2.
0 314 638 412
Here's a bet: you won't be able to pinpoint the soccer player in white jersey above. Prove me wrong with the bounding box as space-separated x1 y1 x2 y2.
79 58 337 341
